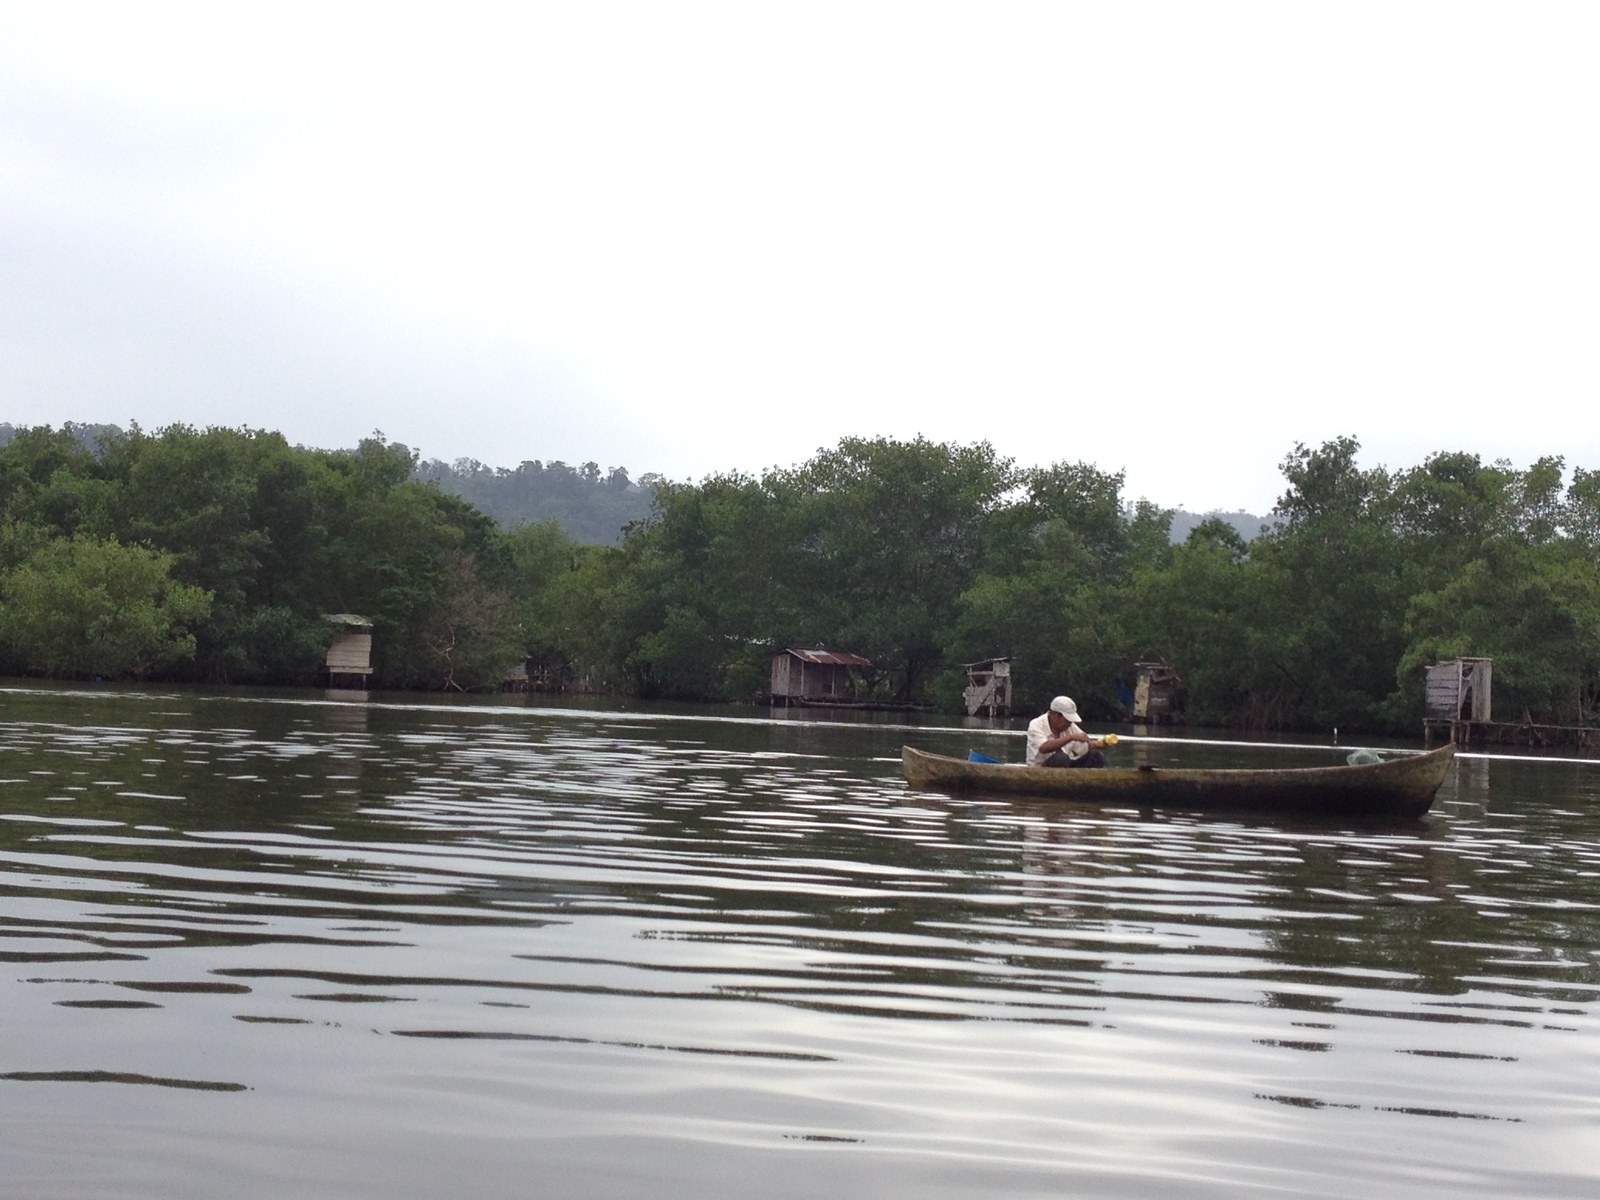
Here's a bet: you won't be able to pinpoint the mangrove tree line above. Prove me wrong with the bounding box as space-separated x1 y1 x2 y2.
0 423 1595 732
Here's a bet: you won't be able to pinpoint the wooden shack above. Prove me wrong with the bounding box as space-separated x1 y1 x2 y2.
769 648 873 705
1133 662 1178 722
1424 656 1492 741
323 613 373 689
525 658 573 693
963 657 1012 717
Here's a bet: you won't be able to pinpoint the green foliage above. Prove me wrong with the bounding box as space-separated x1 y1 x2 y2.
2 423 1594 728
1400 546 1599 723
948 462 1171 718
1122 441 1600 731
0 425 548 691
538 545 637 692
578 438 1022 702
0 534 212 678
778 437 1018 698
1127 536 1285 726
532 433 1599 730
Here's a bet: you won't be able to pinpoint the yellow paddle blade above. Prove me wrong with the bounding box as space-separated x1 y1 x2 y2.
1102 733 1119 747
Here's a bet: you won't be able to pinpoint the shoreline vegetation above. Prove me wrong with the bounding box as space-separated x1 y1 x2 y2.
0 422 1595 734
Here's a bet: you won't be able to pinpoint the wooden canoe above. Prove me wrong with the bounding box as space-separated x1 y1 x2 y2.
901 742 1455 818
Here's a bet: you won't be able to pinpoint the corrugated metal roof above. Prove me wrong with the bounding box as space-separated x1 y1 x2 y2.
323 612 373 628
783 647 874 667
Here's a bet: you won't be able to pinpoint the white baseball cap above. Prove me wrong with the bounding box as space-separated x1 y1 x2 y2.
1049 696 1081 722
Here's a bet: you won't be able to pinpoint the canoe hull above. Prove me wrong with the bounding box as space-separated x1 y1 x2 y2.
901 743 1455 818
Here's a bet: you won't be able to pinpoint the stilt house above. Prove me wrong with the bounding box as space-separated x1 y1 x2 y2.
769 648 873 704
501 660 531 692
1424 656 1492 732
963 657 1012 717
323 613 373 689
1132 662 1179 721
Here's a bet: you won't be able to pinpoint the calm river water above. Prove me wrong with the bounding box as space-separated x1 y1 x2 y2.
1 685 1596 1198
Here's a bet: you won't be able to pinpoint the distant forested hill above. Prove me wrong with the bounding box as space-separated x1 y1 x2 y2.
413 458 660 545
1167 509 1275 543
0 425 659 546
0 422 125 455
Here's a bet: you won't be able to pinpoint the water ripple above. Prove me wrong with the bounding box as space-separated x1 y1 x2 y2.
1 691 1597 1198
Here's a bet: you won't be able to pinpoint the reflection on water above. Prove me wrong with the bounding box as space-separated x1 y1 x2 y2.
0 685 1596 1199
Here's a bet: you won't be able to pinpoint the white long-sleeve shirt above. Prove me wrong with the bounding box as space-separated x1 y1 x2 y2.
1025 712 1087 766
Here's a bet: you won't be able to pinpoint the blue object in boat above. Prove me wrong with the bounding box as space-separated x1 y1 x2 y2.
967 750 1000 764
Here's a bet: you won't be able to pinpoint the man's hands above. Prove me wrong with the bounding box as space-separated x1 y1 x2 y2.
1041 728 1090 754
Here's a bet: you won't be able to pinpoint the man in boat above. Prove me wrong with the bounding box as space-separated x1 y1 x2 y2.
1026 696 1107 768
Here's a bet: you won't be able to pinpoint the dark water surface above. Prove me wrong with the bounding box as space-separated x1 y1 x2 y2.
1 686 1596 1198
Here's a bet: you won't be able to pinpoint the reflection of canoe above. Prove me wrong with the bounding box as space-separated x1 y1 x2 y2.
901 743 1455 818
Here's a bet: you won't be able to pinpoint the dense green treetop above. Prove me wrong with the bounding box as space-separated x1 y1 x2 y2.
0 425 523 688
0 534 211 679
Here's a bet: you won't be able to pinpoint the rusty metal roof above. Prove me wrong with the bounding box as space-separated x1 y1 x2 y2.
782 648 874 667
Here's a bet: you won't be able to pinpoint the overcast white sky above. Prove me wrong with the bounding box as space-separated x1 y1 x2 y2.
1 3 1595 512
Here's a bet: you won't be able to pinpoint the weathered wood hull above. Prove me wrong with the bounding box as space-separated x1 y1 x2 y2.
901 743 1455 818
